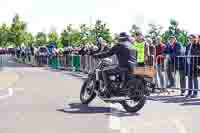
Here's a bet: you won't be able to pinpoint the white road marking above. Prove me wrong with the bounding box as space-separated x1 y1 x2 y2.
8 88 13 96
120 128 133 133
171 119 187 133
13 88 25 91
109 103 121 130
0 88 14 99
108 104 189 133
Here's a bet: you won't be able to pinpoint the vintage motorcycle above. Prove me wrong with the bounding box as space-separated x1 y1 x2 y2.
80 58 154 113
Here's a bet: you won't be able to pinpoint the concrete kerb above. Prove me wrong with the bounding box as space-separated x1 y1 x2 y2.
15 57 37 67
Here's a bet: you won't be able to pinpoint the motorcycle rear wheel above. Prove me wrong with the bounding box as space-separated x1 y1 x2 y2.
120 96 146 113
120 79 146 113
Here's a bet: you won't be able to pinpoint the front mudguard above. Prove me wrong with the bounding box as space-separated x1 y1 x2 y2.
87 72 100 91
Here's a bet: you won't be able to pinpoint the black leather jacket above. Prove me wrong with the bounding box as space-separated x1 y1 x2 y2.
94 43 136 70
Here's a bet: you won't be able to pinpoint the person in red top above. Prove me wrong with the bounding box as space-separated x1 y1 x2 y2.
155 38 165 89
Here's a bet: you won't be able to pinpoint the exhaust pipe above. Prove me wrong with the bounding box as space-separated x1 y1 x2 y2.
102 97 131 102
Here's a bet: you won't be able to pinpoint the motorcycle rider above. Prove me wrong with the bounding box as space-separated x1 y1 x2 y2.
93 32 137 97
93 37 110 54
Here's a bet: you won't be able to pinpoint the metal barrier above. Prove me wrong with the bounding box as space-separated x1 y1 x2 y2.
58 54 65 69
47 54 118 73
15 51 200 96
80 55 86 72
84 55 90 73
0 55 8 66
72 54 81 72
156 55 200 93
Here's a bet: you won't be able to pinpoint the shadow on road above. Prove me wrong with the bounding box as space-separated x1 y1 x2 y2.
181 102 200 106
149 95 200 106
105 112 140 117
57 103 140 117
44 68 63 72
63 72 87 80
164 97 200 104
57 103 112 114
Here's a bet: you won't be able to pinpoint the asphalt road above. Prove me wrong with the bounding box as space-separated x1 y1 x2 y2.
0 55 200 133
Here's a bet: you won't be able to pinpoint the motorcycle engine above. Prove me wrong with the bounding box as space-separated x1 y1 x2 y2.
109 74 120 81
109 75 116 81
109 75 121 91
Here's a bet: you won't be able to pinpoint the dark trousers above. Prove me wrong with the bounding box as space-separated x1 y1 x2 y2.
187 64 199 95
179 70 186 94
156 64 164 88
167 63 175 87
188 76 198 95
65 54 68 67
17 51 20 58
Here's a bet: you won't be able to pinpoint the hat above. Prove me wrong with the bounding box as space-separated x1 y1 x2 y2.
118 32 130 40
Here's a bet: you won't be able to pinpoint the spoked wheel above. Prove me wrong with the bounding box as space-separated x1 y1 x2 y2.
120 79 146 113
120 96 146 113
80 79 96 104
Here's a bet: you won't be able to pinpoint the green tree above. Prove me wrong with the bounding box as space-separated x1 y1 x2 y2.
70 29 81 46
0 23 10 47
67 24 72 32
10 14 27 47
146 23 162 42
176 30 188 46
26 32 34 46
66 24 73 45
56 39 63 48
91 20 112 44
161 19 188 45
80 24 90 44
35 32 47 46
48 31 58 45
60 29 69 47
130 24 140 36
60 24 82 47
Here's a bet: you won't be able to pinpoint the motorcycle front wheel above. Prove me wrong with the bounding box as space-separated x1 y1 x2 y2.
80 78 96 104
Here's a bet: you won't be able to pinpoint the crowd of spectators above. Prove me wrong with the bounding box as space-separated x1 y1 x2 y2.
13 33 200 98
152 34 200 98
128 32 200 98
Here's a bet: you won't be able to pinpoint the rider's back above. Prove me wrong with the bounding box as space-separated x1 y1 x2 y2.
113 43 131 69
94 41 136 71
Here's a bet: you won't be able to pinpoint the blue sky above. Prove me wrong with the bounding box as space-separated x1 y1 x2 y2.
1 0 200 35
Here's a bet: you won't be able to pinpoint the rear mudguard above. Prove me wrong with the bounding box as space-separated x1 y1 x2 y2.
126 75 150 96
